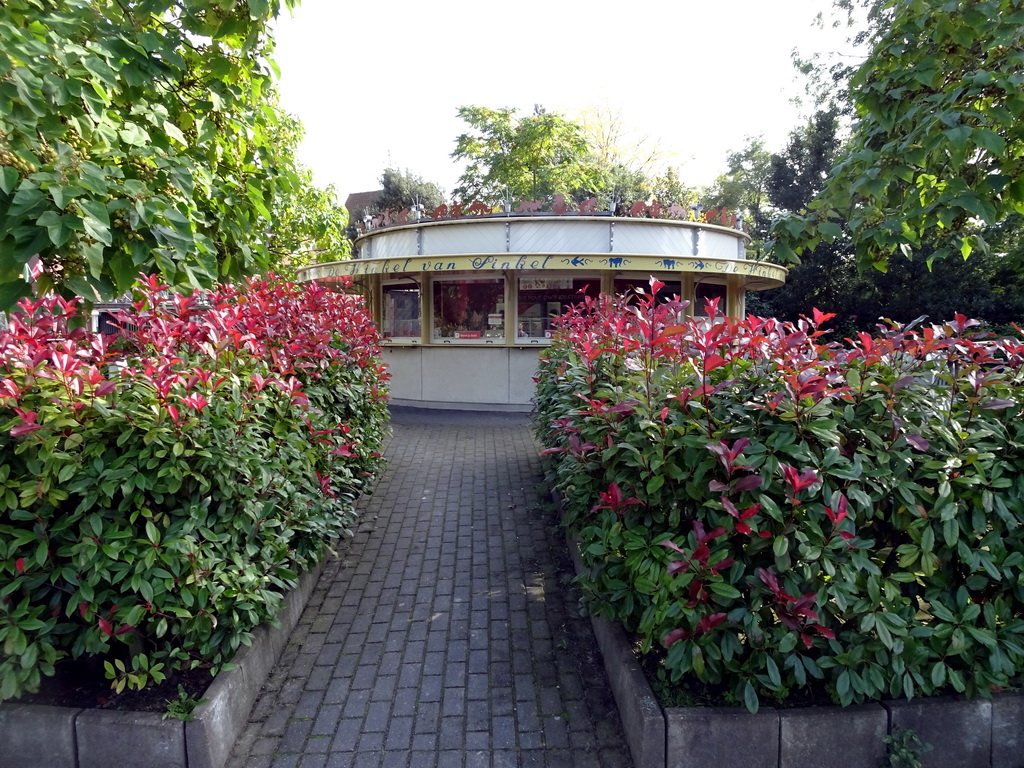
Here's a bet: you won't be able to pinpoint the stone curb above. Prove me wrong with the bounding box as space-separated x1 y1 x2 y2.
0 560 325 768
563 530 1024 768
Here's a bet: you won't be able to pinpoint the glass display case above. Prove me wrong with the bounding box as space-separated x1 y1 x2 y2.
695 282 728 316
432 277 505 342
516 277 598 340
382 280 421 340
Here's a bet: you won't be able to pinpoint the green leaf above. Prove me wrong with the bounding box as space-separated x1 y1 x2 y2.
773 535 788 557
80 198 112 246
742 681 759 714
0 167 19 194
944 124 972 148
0 279 32 313
709 582 741 599
818 221 843 239
975 128 1007 156
247 0 270 18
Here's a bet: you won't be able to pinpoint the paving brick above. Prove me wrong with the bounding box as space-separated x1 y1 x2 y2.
226 410 633 768
278 718 314 753
363 701 390 731
324 678 351 705
328 718 361 752
385 716 414 750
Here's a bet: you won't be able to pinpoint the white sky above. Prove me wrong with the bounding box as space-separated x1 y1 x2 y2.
271 0 861 203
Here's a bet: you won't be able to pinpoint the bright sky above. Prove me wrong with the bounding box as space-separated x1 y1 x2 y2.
271 0 860 203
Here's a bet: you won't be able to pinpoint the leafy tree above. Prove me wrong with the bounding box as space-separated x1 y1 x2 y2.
650 167 699 210
451 105 601 205
376 167 445 213
0 0 312 311
263 109 350 277
576 106 675 207
769 0 1024 271
703 138 775 248
752 108 1024 333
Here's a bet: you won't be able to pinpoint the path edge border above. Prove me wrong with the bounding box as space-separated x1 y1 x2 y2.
560 516 1024 768
0 559 325 768
564 533 666 768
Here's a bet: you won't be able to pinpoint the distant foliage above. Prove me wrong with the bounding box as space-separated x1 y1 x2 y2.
0 0 331 310
535 281 1024 712
770 0 1024 270
376 168 445 215
0 276 389 701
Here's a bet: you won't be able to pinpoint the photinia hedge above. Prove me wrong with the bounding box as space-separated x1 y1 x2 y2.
535 280 1024 712
0 275 389 701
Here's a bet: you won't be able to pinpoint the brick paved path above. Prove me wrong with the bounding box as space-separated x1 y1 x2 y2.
226 408 633 768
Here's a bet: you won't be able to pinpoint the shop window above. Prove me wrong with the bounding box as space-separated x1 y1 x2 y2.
695 282 728 316
516 277 599 340
613 278 682 305
432 277 505 341
382 281 421 340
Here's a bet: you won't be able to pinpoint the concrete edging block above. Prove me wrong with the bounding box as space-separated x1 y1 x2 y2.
0 703 81 768
591 615 666 768
666 706 779 768
992 691 1024 768
883 696 992 768
0 560 326 768
540 492 1024 767
565 533 665 768
779 704 887 768
188 560 325 768
76 709 185 768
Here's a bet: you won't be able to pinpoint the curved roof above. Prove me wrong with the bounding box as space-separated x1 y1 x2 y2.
298 214 787 291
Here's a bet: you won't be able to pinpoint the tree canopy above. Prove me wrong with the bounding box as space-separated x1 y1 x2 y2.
749 107 1024 333
769 0 1024 270
376 168 445 214
263 110 350 278
0 0 341 311
451 105 602 205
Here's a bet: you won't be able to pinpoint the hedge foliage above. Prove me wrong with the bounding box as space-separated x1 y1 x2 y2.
0 275 388 701
535 281 1024 712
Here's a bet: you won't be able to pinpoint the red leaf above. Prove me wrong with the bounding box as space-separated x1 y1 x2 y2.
732 475 762 493
10 421 43 437
711 557 734 574
811 307 836 326
98 618 113 636
14 557 25 574
979 399 1015 410
722 498 739 518
696 613 728 634
114 624 134 636
660 538 686 554
813 625 835 639
663 627 690 647
703 354 727 372
667 560 690 575
79 603 89 619
905 433 929 451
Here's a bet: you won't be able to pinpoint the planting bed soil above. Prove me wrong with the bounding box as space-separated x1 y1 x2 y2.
10 656 212 715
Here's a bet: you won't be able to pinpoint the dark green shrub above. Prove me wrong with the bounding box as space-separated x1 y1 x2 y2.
535 280 1024 712
0 275 388 701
